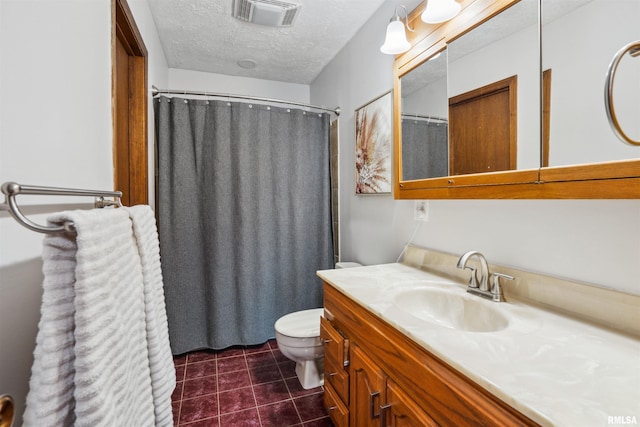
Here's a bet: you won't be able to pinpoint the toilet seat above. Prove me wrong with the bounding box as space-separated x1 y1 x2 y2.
274 308 323 338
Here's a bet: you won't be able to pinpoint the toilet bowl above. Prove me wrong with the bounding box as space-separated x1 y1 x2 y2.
274 261 362 389
275 308 325 389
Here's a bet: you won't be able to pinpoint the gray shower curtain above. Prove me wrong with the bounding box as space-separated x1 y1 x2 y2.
154 97 334 354
401 119 449 180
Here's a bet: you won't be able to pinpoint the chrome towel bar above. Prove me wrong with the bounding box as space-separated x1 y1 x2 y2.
1 181 122 235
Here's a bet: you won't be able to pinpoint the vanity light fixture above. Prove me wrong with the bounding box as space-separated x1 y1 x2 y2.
381 1 461 55
380 5 414 55
421 0 461 24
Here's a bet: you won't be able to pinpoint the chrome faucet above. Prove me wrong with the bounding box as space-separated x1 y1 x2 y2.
456 251 490 291
456 251 514 302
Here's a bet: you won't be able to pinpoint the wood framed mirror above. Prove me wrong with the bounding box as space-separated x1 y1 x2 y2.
393 0 640 199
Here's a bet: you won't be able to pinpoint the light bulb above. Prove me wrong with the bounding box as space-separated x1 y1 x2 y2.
380 19 411 55
421 0 461 24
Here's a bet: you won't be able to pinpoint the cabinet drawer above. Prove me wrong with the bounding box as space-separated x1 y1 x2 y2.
320 315 349 367
324 354 349 404
325 382 349 427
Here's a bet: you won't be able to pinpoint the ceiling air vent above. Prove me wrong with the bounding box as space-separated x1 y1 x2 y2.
232 0 301 27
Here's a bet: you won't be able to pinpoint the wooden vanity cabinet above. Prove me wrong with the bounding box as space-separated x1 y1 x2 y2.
322 282 540 427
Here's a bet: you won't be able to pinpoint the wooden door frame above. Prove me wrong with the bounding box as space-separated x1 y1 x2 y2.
112 0 148 205
542 69 551 167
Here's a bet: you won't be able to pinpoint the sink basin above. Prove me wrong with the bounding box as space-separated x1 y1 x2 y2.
392 288 509 332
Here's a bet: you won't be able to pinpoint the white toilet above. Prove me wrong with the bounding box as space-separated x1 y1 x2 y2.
274 261 362 389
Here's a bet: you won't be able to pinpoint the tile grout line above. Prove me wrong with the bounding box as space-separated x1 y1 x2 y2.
249 345 302 426
177 356 186 426
179 353 219 426
215 351 221 425
279 356 306 426
245 347 265 427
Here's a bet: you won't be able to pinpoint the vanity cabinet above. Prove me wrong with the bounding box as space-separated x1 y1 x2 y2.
322 282 540 427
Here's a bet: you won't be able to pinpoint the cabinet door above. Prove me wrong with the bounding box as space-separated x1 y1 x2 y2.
383 379 439 427
350 345 386 427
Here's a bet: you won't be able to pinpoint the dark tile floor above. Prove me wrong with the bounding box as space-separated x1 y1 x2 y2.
172 339 333 426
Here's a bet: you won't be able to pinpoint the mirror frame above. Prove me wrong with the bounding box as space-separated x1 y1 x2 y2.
393 0 640 199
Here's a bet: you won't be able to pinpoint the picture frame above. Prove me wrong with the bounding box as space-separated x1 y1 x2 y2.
355 90 393 194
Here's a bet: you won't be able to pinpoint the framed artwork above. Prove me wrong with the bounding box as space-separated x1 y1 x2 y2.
355 90 392 194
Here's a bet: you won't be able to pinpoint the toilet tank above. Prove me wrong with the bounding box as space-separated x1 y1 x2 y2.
335 262 362 269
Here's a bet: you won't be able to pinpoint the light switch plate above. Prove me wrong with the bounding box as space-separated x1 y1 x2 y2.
414 201 429 221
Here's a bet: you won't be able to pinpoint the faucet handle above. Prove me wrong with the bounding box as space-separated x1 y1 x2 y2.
490 272 514 302
463 266 479 289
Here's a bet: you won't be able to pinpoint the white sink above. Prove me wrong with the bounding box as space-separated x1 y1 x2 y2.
392 287 509 332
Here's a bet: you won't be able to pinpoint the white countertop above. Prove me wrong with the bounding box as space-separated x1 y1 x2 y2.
318 263 640 427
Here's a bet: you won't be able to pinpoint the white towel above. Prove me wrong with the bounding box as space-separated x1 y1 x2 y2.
23 208 158 426
123 205 175 427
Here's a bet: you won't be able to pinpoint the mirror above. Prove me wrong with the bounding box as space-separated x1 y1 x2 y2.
446 0 540 175
542 0 640 166
398 0 540 183
393 0 640 198
400 49 449 181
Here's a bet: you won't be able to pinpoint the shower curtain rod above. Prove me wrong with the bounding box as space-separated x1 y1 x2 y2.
1 181 122 234
402 113 448 123
152 86 341 116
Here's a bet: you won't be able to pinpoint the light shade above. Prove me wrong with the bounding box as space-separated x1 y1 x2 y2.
380 20 411 54
421 0 461 24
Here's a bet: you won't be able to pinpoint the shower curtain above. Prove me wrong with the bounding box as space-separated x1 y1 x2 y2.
401 119 449 180
154 97 334 354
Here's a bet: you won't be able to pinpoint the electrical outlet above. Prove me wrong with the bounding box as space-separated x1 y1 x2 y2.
414 200 429 221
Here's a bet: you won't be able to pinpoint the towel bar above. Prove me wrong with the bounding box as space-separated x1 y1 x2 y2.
1 181 122 234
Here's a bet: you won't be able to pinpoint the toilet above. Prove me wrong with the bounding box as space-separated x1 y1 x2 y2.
274 261 362 389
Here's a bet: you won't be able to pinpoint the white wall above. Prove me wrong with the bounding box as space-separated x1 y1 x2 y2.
310 1 640 295
0 1 112 422
403 75 448 119
167 68 310 104
311 1 421 266
0 0 169 422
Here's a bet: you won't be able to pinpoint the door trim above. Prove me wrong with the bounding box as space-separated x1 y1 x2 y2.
112 0 148 205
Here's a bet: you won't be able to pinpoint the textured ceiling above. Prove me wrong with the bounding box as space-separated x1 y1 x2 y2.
147 0 596 86
147 0 389 84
